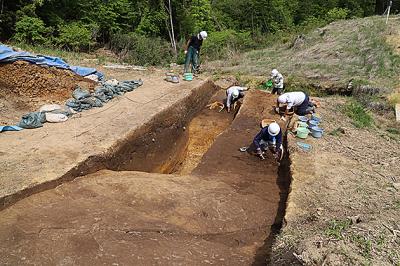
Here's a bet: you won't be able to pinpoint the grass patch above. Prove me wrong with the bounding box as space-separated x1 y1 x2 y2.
329 127 346 136
326 219 351 240
344 100 374 128
394 200 400 209
350 234 372 260
387 128 400 135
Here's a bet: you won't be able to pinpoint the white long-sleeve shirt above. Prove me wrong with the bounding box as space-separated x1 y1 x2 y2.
226 86 246 108
278 92 306 109
271 73 284 89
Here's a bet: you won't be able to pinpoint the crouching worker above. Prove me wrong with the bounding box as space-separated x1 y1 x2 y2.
270 69 284 95
253 122 283 161
277 91 315 120
225 86 248 113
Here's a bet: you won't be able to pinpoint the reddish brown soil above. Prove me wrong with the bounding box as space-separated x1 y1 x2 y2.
193 90 288 264
0 61 96 124
0 89 287 265
174 90 235 174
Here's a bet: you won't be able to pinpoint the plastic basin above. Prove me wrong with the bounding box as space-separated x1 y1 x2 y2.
297 121 308 128
308 119 319 127
311 113 321 123
298 116 309 122
310 126 324 138
296 127 310 139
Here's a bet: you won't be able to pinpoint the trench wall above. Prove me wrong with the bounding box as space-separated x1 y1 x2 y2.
104 80 219 173
0 80 219 211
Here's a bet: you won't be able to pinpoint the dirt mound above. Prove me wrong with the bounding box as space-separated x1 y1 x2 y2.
0 61 96 100
0 61 96 124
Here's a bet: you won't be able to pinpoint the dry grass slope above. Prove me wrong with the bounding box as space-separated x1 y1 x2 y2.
206 16 400 91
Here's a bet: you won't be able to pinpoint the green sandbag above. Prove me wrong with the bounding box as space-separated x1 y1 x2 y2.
17 112 46 129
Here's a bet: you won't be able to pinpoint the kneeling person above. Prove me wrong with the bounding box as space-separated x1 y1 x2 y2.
226 86 247 113
253 122 283 161
277 91 315 119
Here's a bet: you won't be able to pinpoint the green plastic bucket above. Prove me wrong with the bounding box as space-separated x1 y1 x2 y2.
297 121 308 128
183 73 193 81
266 80 273 88
296 127 310 139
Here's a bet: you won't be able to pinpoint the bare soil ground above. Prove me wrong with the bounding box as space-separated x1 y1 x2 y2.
174 90 234 174
0 90 286 265
272 97 400 265
2 16 400 264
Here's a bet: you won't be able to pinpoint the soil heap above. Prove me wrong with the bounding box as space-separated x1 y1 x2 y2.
0 61 96 124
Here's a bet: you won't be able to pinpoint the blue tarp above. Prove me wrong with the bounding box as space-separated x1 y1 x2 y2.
0 126 23 132
0 44 104 80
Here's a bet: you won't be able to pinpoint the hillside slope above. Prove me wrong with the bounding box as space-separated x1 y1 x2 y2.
207 16 400 92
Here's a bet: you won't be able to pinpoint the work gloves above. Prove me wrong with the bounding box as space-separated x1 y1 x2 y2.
256 148 265 160
257 147 281 161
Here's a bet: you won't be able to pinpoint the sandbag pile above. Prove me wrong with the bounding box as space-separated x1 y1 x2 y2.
17 104 73 129
66 79 143 112
17 79 143 129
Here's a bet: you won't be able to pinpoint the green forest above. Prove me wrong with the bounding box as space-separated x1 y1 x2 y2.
0 0 398 65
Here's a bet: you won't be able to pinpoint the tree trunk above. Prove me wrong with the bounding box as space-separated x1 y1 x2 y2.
166 0 177 56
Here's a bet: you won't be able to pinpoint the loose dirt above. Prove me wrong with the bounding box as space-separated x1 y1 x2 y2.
0 61 96 124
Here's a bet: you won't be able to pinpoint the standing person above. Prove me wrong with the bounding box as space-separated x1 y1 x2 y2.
270 69 284 95
253 122 283 161
184 31 207 74
225 86 248 113
277 91 315 120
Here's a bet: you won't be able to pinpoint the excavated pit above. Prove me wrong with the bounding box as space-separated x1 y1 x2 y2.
99 87 292 263
102 82 227 174
0 86 292 264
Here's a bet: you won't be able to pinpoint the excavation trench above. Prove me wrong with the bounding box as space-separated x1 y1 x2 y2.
102 87 234 174
100 87 291 263
0 86 291 264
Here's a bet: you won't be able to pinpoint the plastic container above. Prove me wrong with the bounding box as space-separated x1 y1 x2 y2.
183 72 193 81
297 121 308 128
308 119 319 127
296 127 310 139
310 126 324 138
266 80 273 88
311 113 321 123
298 116 309 122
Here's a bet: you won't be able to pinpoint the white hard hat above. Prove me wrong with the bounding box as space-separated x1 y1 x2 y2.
199 31 208 39
232 89 239 98
277 94 286 104
271 69 278 77
268 122 280 136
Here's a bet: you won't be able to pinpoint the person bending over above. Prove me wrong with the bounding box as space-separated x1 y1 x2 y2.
277 91 315 120
225 86 248 113
253 122 283 161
